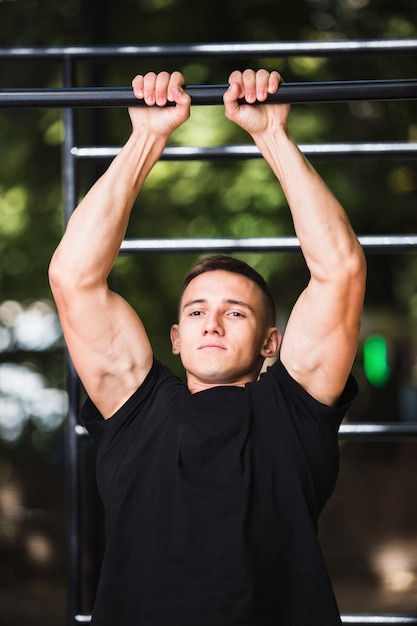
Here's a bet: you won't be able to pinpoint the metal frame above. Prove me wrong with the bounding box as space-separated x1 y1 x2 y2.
1 78 417 107
1 40 417 625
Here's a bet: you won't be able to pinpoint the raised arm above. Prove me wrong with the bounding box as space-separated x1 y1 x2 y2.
224 69 366 406
49 72 191 418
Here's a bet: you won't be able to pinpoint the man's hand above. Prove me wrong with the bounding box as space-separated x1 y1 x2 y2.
130 70 191 137
223 69 290 136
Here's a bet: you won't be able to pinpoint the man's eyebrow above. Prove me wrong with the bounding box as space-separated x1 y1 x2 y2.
182 298 255 312
182 298 207 310
224 299 255 312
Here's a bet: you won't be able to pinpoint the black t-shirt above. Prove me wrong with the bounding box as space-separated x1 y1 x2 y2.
82 358 358 626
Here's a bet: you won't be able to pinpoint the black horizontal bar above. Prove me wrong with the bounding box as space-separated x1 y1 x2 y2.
74 422 417 441
359 235 417 252
1 39 417 60
117 236 417 255
71 142 417 161
118 236 298 254
73 614 417 624
342 617 417 625
339 423 417 441
1 79 417 108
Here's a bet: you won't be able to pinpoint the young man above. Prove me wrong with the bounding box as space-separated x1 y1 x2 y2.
49 70 366 625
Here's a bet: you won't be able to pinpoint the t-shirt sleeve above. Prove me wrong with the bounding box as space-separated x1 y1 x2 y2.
265 359 359 512
80 358 166 451
270 358 358 432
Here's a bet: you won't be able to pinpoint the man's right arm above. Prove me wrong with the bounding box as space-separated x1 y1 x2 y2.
49 72 191 419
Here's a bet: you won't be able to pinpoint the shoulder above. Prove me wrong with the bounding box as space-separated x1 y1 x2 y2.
81 359 185 444
256 358 358 425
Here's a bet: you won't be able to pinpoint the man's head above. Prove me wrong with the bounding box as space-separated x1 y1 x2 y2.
179 255 276 327
171 255 281 393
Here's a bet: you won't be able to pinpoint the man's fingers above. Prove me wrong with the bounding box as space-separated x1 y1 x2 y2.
242 69 258 103
243 69 282 103
154 71 171 106
142 72 158 106
268 71 283 95
226 69 282 104
132 74 145 100
254 69 271 102
168 71 186 99
131 71 189 109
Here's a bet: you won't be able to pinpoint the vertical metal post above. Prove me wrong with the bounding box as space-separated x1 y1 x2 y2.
61 54 81 626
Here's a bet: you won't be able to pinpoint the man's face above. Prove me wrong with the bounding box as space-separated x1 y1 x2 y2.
170 270 280 393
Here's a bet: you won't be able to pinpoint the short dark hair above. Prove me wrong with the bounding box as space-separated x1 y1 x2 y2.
179 255 276 325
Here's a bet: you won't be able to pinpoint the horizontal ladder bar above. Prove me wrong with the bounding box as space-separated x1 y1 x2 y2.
73 614 417 625
1 79 417 108
342 618 417 625
339 423 417 441
117 236 417 255
72 142 417 161
1 39 417 60
74 422 417 440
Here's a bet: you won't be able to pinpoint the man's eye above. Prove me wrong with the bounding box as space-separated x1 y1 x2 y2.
190 310 202 316
230 311 244 317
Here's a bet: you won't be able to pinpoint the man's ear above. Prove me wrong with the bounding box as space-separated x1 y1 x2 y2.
170 324 180 355
261 327 282 358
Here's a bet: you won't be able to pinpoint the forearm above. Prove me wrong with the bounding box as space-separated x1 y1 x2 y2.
50 129 167 289
252 127 364 279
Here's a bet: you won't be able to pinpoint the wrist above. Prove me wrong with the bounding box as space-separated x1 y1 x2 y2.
130 126 169 147
251 122 290 148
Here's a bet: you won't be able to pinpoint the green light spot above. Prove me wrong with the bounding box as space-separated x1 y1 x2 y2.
363 334 391 387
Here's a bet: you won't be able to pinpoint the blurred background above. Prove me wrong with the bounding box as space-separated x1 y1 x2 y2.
1 0 417 623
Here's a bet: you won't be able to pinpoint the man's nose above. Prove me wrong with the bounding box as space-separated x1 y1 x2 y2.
202 312 224 335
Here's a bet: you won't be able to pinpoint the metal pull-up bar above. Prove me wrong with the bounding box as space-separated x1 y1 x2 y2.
1 78 417 108
72 142 417 161
1 39 417 60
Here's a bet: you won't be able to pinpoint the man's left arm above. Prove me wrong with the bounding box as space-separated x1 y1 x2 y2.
224 69 366 406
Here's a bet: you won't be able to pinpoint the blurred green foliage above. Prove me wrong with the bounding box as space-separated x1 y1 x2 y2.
1 1 417 621
0 0 416 380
